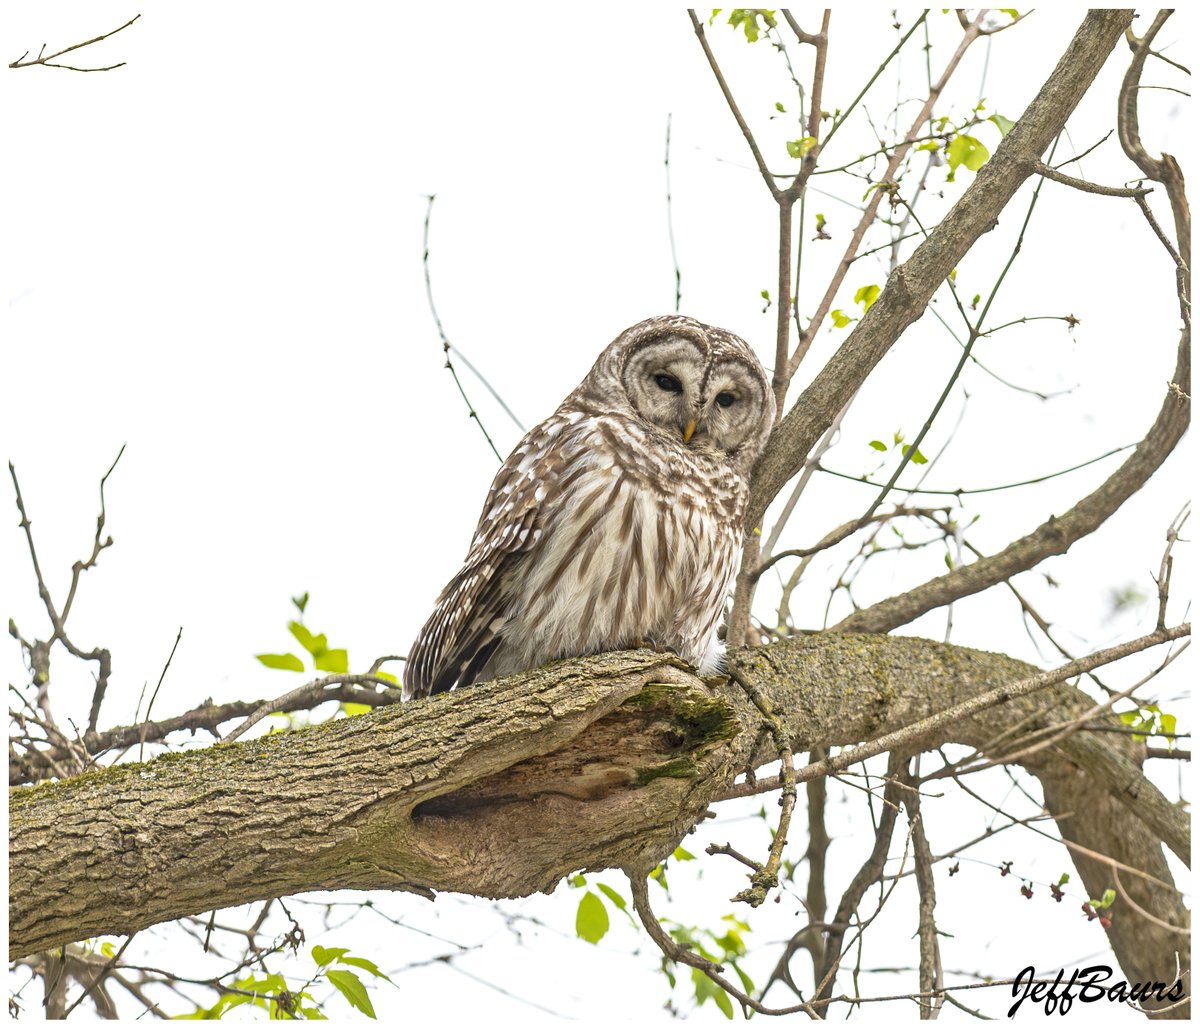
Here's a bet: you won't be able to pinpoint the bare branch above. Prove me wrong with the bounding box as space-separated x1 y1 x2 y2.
8 15 141 72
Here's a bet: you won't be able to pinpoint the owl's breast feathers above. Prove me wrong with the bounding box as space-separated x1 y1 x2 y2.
404 412 748 699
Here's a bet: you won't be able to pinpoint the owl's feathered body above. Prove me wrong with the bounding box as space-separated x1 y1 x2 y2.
404 315 775 700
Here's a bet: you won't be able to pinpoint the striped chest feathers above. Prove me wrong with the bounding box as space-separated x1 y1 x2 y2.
509 432 746 664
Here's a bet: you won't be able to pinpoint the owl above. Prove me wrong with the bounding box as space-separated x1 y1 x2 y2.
403 314 776 700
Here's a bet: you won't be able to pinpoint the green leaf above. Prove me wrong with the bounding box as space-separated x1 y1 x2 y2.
732 960 755 995
596 882 639 928
372 670 399 685
901 443 928 465
314 648 349 673
341 702 372 717
786 136 816 159
672 846 696 861
568 873 587 888
299 1007 329 1019
575 891 610 944
338 956 395 987
1160 712 1177 737
289 621 327 657
946 134 990 179
853 283 880 311
256 652 305 672
989 113 1016 137
727 8 776 42
1093 888 1116 910
1058 873 1071 886
100 942 116 958
691 968 735 1018
1000 8 1019 18
292 592 310 615
313 946 350 967
760 288 771 301
830 308 853 328
774 101 785 112
917 139 941 152
596 883 629 910
869 439 888 452
325 970 375 1019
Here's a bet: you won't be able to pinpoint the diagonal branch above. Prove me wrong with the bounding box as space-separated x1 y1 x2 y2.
9 15 141 72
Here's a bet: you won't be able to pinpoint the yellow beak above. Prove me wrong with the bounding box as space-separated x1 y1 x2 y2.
682 419 697 443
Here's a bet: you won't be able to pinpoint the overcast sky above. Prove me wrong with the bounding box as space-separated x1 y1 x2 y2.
3 5 1192 1022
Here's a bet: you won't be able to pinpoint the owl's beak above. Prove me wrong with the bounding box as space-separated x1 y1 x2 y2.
682 418 698 443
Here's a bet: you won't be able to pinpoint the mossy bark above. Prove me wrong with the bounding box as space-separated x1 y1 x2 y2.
9 634 1189 1016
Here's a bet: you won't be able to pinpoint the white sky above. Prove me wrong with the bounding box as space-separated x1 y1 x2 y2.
2 4 1193 1023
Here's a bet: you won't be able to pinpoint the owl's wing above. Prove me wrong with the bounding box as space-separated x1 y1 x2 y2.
403 423 562 699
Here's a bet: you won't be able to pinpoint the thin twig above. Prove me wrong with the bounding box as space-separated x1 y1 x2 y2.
421 195 503 462
139 627 184 761
726 665 796 907
816 441 1135 497
9 15 141 72
664 114 682 312
222 674 405 742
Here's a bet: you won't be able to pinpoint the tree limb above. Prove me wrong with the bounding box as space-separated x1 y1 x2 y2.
11 631 1189 1018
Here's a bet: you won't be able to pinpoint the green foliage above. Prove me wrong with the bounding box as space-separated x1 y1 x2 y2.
946 133 989 181
713 8 777 42
1118 703 1177 746
866 431 926 467
1091 888 1117 911
853 283 880 312
175 944 398 1019
830 308 854 328
660 914 754 1018
255 597 367 718
324 971 375 1018
575 890 610 944
174 973 314 1019
256 652 306 672
692 968 735 1018
313 944 397 1019
786 136 816 159
989 112 1016 137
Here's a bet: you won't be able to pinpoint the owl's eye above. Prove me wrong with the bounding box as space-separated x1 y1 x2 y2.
715 392 737 408
655 373 683 393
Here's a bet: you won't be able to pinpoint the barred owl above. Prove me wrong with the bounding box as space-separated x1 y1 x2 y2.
403 314 776 700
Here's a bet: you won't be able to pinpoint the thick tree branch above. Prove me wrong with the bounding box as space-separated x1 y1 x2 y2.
11 630 1189 1017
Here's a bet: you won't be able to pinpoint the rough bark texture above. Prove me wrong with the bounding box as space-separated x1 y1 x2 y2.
10 634 1188 1015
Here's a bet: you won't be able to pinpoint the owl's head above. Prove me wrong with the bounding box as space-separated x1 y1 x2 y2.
576 316 776 476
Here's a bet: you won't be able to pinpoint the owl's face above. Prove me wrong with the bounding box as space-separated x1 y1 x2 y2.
602 317 776 476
